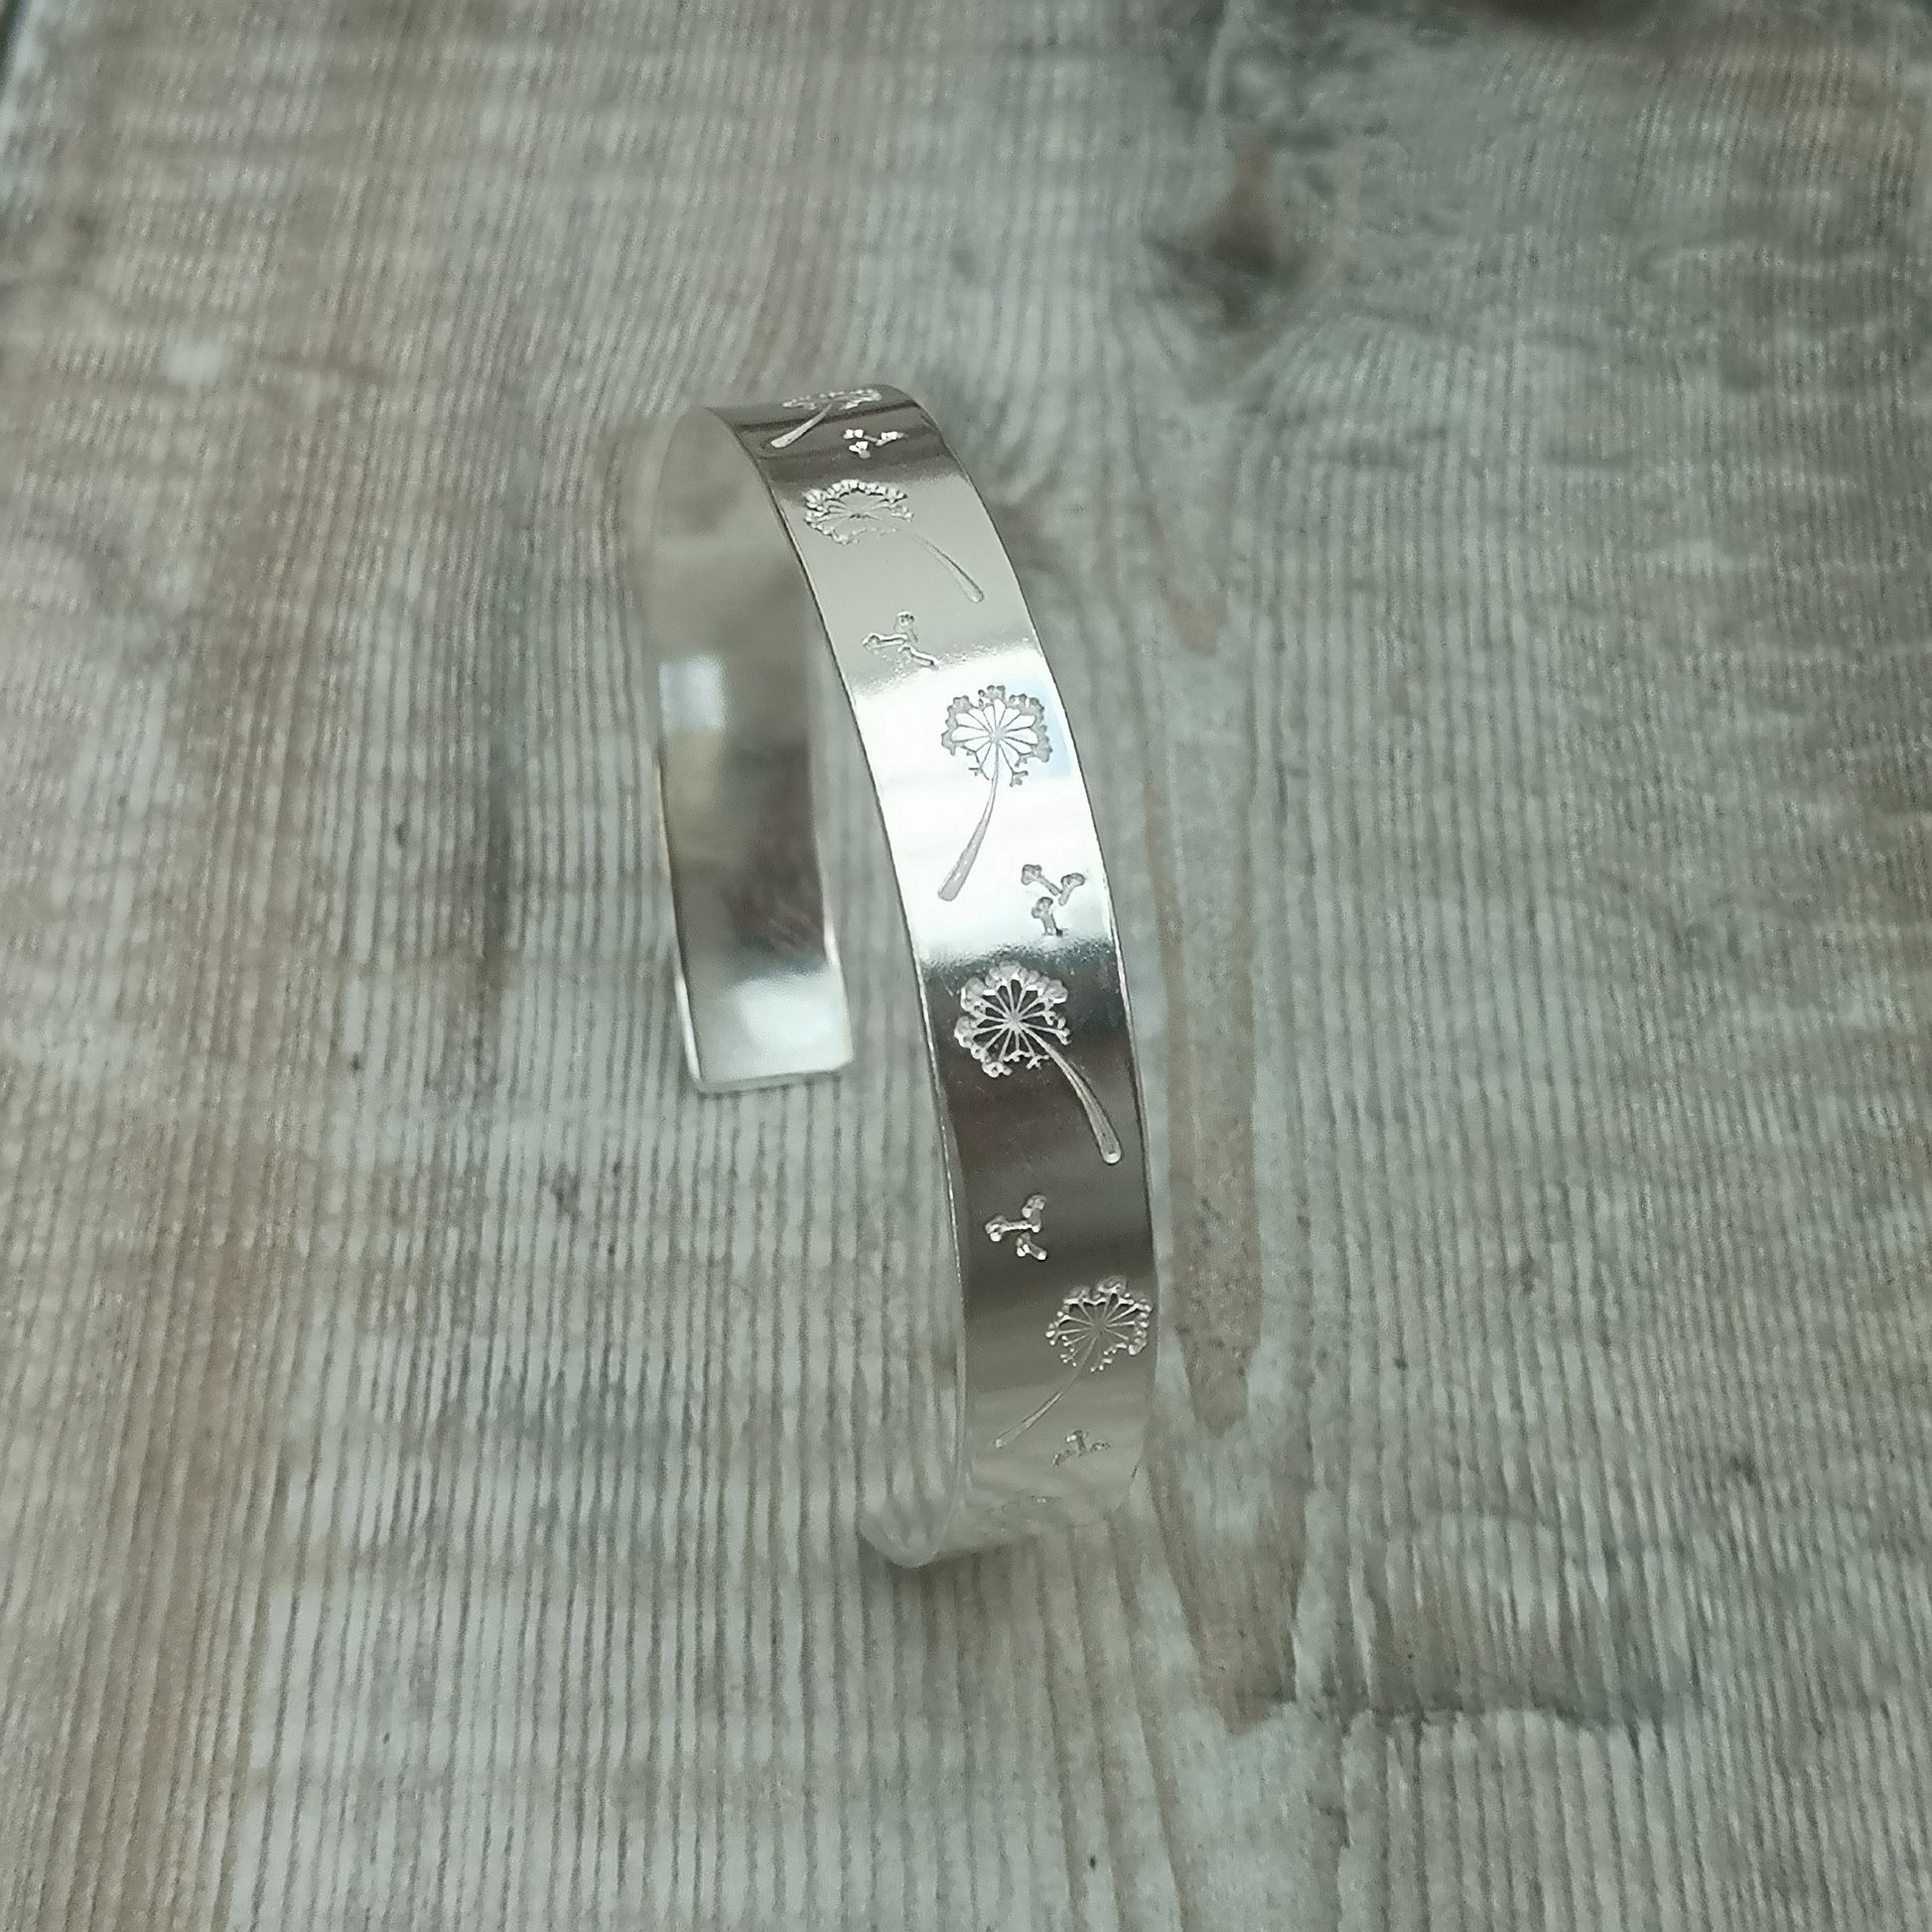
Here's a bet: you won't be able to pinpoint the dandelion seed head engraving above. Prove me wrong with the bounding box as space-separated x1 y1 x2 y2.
800 479 984 603
802 478 909 542
942 687 1049 786
986 1193 1047 1261
785 384 882 411
991 1280 1151 1450
1047 1281 1151 1373
955 961 1067 1076
936 687 1049 899
955 961 1123 1164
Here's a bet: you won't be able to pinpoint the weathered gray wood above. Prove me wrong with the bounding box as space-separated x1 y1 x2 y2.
3 1 1931 1925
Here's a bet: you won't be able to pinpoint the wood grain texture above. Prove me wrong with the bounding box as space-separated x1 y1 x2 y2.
3 0 1932 1925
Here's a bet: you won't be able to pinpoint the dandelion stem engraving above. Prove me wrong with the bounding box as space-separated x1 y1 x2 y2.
861 613 935 671
767 387 883 451
939 687 1050 900
986 1193 1048 1261
955 960 1122 1165
993 1281 1151 1450
802 480 984 604
1021 862 1086 937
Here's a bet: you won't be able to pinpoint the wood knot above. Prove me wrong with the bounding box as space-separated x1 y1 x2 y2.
1156 133 1310 339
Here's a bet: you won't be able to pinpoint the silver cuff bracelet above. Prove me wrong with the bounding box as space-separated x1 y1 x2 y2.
639 385 1159 1564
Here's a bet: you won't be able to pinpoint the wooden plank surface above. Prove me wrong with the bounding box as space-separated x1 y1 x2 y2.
3 0 1931 1925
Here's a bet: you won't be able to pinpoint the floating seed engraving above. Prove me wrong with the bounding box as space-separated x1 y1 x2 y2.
1021 863 1086 937
842 425 904 459
1054 1431 1109 1465
860 612 935 671
986 1193 1048 1261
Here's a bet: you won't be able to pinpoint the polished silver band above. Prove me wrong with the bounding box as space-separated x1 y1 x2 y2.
639 386 1158 1564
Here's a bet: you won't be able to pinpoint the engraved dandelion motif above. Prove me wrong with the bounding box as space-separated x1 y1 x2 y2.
954 960 1122 1165
767 386 883 451
993 1279 1151 1450
801 480 984 604
861 612 936 671
986 1192 1048 1261
938 686 1049 900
